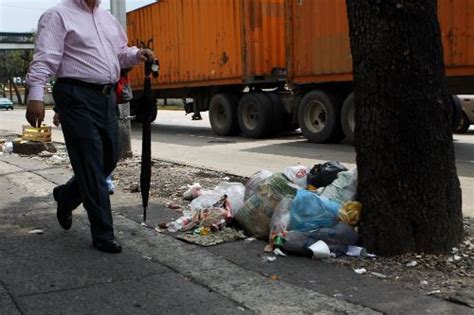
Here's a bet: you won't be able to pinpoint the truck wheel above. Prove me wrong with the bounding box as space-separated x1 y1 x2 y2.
341 92 355 141
451 95 463 132
298 90 343 143
238 92 273 138
456 111 471 134
209 93 240 136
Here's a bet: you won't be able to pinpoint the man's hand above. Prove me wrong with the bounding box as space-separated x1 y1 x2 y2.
138 49 155 62
26 100 45 128
53 112 61 127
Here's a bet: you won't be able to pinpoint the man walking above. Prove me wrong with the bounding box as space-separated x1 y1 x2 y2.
26 0 154 253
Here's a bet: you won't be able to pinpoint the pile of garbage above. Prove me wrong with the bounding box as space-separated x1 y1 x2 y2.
163 161 369 259
234 162 367 259
160 182 247 245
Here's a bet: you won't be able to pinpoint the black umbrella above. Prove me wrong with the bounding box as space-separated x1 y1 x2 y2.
138 59 159 223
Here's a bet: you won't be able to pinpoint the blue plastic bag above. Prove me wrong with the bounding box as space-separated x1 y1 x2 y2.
289 190 340 232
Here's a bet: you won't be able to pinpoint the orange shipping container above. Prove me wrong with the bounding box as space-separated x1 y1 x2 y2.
287 0 474 87
127 0 287 91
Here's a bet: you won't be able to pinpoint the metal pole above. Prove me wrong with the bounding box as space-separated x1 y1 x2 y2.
110 0 133 159
110 0 126 29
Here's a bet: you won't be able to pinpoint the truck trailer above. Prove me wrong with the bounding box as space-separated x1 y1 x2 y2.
127 0 474 143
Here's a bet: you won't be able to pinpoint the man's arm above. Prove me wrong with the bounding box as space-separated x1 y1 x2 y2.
26 10 66 127
115 19 154 68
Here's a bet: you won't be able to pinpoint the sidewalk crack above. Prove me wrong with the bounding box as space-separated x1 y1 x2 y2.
0 280 25 315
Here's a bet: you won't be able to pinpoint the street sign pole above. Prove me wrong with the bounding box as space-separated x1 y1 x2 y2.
110 0 133 159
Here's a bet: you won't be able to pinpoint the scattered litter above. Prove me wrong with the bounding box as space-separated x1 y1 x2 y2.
142 255 152 260
310 240 331 259
264 244 274 253
420 280 429 286
266 256 277 262
317 168 357 204
166 202 181 210
307 161 347 188
354 268 367 275
244 237 257 243
427 290 442 295
154 227 163 233
406 261 418 267
236 173 296 239
141 222 148 227
28 229 44 235
273 248 287 257
339 201 362 226
371 272 388 279
237 306 246 312
51 155 65 163
284 165 310 189
176 228 246 246
167 216 191 233
222 176 230 181
289 190 340 232
37 150 54 157
2 141 13 154
453 255 462 261
333 293 344 298
183 183 202 201
270 275 280 280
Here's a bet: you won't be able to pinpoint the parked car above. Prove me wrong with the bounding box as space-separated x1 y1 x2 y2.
0 98 14 110
456 95 474 133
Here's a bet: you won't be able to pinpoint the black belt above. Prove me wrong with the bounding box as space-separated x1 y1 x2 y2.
57 78 116 94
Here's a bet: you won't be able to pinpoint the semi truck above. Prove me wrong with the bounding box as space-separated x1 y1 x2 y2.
127 0 474 143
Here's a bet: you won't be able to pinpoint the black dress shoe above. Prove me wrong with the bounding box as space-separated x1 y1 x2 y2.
93 239 122 254
53 186 72 230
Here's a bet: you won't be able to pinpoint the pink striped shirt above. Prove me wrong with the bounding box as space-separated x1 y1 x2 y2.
27 0 141 101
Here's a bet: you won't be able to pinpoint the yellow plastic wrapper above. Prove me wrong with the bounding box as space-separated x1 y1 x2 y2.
339 201 362 226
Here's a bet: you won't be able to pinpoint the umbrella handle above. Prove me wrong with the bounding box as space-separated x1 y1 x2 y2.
145 59 160 78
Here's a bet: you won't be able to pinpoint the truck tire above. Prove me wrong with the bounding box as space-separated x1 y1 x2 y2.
238 92 273 138
451 95 463 132
456 111 471 134
209 93 240 136
341 92 355 142
298 90 344 143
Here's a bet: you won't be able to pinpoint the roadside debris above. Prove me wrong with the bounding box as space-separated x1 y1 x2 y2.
1 141 13 154
183 183 202 200
28 229 44 235
354 268 367 275
406 261 418 267
371 272 388 279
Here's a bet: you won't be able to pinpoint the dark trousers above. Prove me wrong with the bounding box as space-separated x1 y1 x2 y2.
53 81 119 241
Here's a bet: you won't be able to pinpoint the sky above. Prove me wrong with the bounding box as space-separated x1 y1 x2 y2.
0 0 156 32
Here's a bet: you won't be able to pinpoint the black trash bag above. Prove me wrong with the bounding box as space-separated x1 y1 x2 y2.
307 161 348 188
282 222 359 256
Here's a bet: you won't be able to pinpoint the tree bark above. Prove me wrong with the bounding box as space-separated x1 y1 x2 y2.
346 0 463 255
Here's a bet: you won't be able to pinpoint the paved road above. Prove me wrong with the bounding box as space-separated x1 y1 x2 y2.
1 108 473 216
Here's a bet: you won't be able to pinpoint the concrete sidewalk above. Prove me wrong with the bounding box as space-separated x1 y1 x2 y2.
1 151 471 314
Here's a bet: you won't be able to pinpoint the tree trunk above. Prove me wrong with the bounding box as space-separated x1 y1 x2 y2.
346 0 463 255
